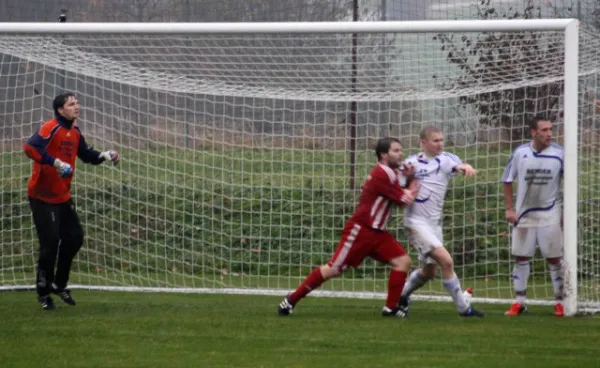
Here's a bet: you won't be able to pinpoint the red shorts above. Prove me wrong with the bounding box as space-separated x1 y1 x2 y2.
327 221 407 271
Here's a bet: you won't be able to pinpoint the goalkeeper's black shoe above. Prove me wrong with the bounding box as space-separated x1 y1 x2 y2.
38 295 57 311
278 296 294 316
53 288 76 306
381 306 408 318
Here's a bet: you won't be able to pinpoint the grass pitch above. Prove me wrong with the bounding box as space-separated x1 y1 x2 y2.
0 291 598 368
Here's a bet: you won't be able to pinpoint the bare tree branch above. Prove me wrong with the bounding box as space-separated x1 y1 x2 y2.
434 0 563 146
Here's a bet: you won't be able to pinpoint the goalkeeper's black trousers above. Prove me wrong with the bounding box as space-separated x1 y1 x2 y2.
29 197 84 297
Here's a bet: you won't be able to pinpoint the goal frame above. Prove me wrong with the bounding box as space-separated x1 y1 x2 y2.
0 19 580 316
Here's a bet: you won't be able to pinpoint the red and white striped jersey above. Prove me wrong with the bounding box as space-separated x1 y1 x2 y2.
348 163 412 230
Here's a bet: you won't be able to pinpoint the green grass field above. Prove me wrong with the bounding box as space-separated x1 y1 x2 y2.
1 290 599 368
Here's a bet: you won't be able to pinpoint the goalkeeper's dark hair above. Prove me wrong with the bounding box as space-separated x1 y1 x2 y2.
53 92 76 115
529 115 552 130
375 137 401 160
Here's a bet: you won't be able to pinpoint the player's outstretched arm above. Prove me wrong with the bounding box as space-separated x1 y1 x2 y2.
454 163 477 176
76 129 120 166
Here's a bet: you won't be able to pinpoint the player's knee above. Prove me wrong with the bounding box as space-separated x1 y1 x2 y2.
72 229 84 251
62 228 84 256
515 256 530 263
76 228 84 248
38 245 58 266
320 264 342 280
429 247 453 270
431 250 453 271
390 255 411 272
39 232 60 259
438 257 454 271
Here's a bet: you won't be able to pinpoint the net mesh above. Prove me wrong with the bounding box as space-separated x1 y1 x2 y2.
0 27 599 311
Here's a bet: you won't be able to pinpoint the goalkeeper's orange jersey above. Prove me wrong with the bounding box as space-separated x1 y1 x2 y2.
23 115 103 204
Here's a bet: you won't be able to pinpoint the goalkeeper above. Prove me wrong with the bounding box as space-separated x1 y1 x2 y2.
23 92 120 310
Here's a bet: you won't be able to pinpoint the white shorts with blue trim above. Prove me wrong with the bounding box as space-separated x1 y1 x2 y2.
405 218 443 265
511 224 563 258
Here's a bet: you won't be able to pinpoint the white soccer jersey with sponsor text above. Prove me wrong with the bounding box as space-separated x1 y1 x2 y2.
502 142 563 227
402 152 462 225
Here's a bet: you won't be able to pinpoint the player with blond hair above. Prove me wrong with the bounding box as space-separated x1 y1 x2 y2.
398 126 484 317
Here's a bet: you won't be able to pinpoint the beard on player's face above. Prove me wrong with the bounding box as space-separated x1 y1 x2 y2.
383 143 403 168
385 153 402 168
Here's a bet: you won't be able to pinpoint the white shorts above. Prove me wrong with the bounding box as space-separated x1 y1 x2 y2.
405 220 443 265
511 225 563 258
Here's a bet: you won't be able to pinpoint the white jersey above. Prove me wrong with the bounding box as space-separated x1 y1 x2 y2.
402 151 462 225
502 142 563 227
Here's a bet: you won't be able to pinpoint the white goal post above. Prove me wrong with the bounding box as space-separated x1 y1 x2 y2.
0 19 595 317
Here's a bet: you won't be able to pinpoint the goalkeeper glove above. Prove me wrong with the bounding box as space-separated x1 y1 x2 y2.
53 159 73 178
99 151 120 165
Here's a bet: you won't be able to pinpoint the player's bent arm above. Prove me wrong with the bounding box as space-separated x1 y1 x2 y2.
23 132 56 166
406 176 420 194
76 132 119 165
374 172 415 207
24 133 73 177
399 163 417 188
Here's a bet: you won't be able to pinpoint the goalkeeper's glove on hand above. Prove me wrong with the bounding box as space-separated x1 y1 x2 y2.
53 159 73 178
99 151 120 165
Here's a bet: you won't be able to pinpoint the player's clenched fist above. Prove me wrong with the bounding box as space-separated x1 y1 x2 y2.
505 209 517 224
99 151 120 165
400 162 416 177
401 190 415 206
53 159 73 178
455 163 477 176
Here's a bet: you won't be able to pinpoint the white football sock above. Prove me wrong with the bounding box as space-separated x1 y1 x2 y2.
401 269 428 297
548 261 564 302
512 261 530 305
443 275 468 313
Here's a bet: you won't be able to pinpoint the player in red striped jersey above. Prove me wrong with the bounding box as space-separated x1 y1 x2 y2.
279 137 419 317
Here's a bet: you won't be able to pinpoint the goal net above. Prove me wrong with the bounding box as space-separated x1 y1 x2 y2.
0 20 598 315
